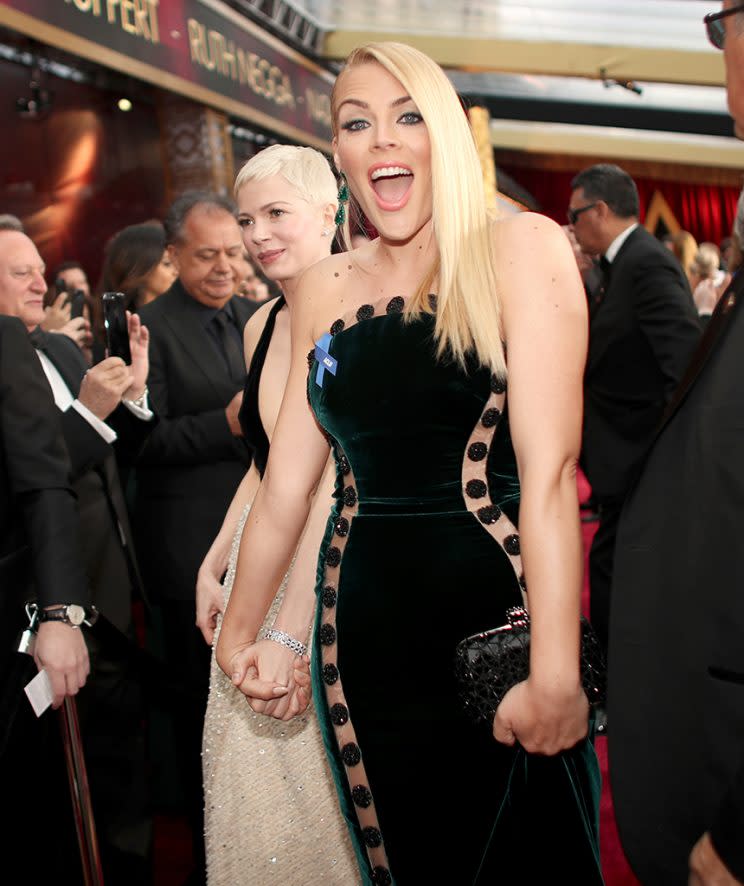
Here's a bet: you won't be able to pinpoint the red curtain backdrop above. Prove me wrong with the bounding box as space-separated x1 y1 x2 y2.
499 162 742 246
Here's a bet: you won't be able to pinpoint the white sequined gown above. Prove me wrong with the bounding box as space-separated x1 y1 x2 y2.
202 507 358 884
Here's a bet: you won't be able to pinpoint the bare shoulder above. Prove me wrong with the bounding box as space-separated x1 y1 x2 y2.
491 212 583 312
295 251 360 338
492 211 569 261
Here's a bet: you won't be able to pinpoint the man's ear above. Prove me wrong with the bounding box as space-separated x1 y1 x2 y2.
167 244 179 273
595 200 610 221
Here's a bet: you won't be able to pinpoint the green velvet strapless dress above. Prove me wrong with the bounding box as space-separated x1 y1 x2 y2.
308 297 603 886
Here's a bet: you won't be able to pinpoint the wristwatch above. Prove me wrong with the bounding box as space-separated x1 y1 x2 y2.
38 604 99 628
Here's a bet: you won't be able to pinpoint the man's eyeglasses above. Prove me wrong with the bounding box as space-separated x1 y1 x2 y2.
567 202 598 225
704 4 744 50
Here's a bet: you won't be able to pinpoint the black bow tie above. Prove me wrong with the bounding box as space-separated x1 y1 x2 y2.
28 326 48 350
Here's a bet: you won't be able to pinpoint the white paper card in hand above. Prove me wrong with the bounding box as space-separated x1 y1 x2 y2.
25 668 53 717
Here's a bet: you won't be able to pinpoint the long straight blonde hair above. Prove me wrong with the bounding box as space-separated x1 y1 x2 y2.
331 42 505 378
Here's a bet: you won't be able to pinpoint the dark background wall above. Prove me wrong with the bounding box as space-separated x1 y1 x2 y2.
0 57 165 288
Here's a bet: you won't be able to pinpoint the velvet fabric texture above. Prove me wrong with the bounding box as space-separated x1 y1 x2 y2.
308 306 603 884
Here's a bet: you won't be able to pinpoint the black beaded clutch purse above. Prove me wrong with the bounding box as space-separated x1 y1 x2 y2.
454 607 607 726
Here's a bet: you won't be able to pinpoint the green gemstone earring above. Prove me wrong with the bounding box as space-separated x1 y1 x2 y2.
335 174 349 227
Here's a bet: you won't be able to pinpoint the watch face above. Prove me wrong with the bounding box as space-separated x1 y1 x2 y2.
66 604 86 626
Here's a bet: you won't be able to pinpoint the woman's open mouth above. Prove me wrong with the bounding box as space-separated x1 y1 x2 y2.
369 165 414 211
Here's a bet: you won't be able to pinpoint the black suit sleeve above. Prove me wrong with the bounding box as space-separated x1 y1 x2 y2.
710 761 744 881
0 318 89 608
137 329 244 466
59 406 113 480
632 256 701 399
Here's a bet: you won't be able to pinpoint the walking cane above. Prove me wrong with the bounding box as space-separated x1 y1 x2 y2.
59 695 105 886
19 604 104 885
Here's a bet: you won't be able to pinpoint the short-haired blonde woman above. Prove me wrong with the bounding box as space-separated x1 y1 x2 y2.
218 46 603 884
198 144 356 883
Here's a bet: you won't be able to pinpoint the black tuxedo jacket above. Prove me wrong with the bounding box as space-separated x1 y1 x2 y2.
0 317 89 651
134 281 253 601
609 269 744 884
582 225 701 501
31 329 148 632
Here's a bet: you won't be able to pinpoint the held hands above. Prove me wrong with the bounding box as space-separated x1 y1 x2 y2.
221 639 311 721
492 678 589 755
689 833 743 886
78 358 134 420
122 312 149 401
34 622 90 710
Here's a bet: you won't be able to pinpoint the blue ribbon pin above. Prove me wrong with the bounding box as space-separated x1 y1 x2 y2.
314 333 337 387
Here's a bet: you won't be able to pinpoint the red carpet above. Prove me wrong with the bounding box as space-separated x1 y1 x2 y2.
152 474 640 885
577 471 639 886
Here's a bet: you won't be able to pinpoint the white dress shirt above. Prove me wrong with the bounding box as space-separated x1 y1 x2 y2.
35 350 152 443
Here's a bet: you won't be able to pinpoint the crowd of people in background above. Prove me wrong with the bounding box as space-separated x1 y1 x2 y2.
2 4 744 886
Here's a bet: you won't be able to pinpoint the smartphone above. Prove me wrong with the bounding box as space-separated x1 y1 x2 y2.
102 292 131 363
69 289 86 319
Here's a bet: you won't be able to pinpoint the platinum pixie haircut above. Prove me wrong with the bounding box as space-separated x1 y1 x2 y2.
234 144 338 208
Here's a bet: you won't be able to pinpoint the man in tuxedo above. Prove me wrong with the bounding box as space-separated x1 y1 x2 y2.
0 315 93 878
0 228 154 883
134 191 253 882
609 5 744 884
568 164 700 651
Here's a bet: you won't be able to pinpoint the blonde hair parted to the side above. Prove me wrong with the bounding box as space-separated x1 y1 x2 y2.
234 144 338 210
332 42 505 377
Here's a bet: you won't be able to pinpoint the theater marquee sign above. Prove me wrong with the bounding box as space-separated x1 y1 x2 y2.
0 0 333 150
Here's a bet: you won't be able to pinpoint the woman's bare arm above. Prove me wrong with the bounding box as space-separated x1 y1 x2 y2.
491 212 590 755
216 270 331 693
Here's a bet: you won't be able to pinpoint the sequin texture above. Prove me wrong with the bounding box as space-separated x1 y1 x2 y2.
322 586 337 608
341 742 362 767
330 318 345 336
356 304 375 321
326 546 342 567
322 664 339 685
465 479 488 499
468 442 488 462
481 408 501 428
477 504 502 525
386 296 405 314
351 785 373 808
363 827 383 848
372 866 392 885
330 703 349 725
320 624 337 646
343 486 357 507
504 534 521 555
490 374 506 394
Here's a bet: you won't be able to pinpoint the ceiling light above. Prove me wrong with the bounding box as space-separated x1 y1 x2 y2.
117 98 132 111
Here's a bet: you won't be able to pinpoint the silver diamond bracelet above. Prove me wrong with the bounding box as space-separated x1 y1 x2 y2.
264 629 307 657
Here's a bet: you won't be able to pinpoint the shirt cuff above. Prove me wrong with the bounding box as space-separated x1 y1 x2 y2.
70 399 117 443
122 391 154 421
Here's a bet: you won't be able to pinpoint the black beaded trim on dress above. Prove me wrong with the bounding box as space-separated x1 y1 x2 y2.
460 381 528 605
316 441 392 879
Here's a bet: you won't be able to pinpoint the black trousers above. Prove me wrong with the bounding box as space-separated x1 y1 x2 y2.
153 598 211 885
0 629 152 886
588 499 623 654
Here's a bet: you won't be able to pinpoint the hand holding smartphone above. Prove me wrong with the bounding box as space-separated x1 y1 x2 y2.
102 292 132 364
